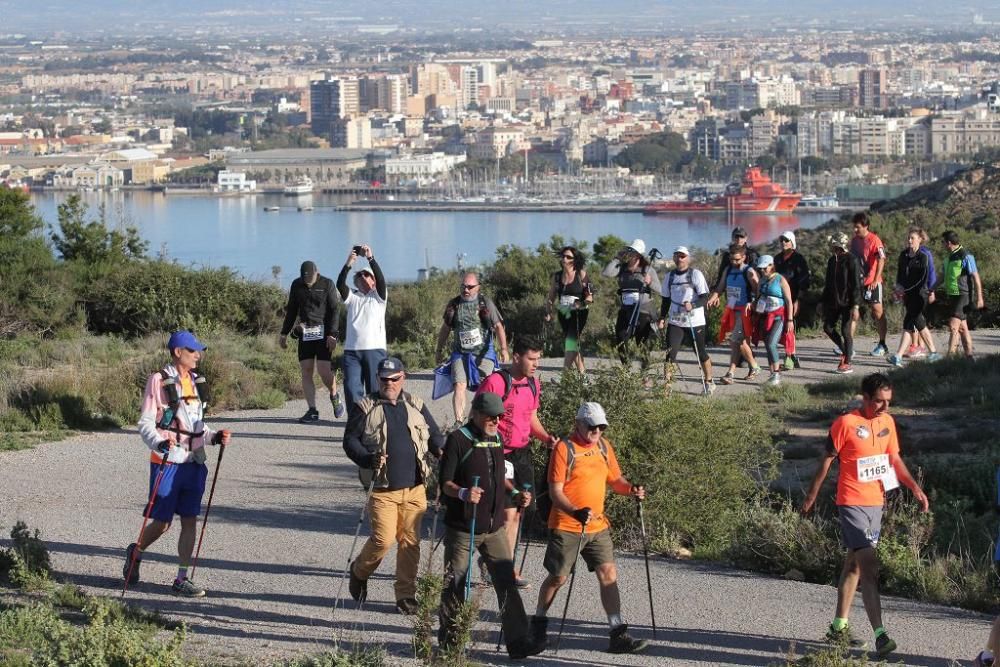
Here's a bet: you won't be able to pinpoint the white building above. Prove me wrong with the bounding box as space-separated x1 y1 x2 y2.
216 170 257 192
384 152 467 183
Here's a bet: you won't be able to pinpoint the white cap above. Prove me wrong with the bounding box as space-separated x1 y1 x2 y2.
576 402 608 428
627 238 646 256
779 230 796 249
756 254 775 269
673 245 690 257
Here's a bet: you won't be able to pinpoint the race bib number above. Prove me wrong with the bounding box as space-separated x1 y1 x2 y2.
621 291 639 306
459 328 483 350
857 454 893 485
505 460 515 480
559 295 579 308
726 286 742 303
301 324 324 341
755 299 766 313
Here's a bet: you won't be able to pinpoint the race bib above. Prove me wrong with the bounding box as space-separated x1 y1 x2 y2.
621 291 639 306
505 460 515 480
726 286 742 303
559 295 579 308
459 328 483 350
755 299 766 313
856 454 897 489
301 324 324 341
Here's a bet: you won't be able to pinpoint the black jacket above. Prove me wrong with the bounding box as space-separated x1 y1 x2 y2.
896 249 929 295
774 250 811 302
439 423 506 535
822 253 863 309
280 275 339 337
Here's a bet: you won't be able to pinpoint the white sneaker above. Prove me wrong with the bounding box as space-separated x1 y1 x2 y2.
767 372 781 386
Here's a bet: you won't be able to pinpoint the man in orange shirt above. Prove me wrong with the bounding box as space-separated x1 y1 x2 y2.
530 402 648 654
802 373 928 658
848 212 890 356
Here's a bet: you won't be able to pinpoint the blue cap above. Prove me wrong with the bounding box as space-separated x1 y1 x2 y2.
167 330 207 352
755 254 775 269
377 356 405 378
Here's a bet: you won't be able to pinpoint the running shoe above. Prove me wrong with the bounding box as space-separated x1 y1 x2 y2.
702 380 716 396
792 354 801 369
975 649 996 667
299 407 319 423
905 344 927 359
331 392 345 419
927 352 943 362
783 356 795 371
888 354 904 368
123 543 141 584
767 372 781 386
871 342 889 357
874 632 897 658
825 624 867 648
720 371 735 385
745 366 761 381
172 577 206 598
834 357 854 374
832 345 843 356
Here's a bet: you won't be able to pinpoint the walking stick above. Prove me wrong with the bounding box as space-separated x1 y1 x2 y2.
189 442 226 581
332 459 383 618
688 311 710 395
554 522 587 654
425 483 442 573
122 458 173 598
637 494 657 638
464 476 481 603
495 483 532 652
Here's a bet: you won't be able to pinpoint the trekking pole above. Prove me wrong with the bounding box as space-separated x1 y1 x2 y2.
687 311 710 395
122 458 173 598
495 483 532 652
189 441 227 582
332 459 383 618
425 489 441 573
464 476 481 602
554 522 587 654
637 492 657 639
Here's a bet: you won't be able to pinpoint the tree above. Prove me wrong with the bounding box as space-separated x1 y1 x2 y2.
613 131 688 174
592 234 627 268
50 195 147 264
0 187 44 238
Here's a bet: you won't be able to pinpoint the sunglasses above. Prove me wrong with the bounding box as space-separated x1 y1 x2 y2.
461 284 479 290
561 254 575 260
483 414 501 422
781 238 792 243
586 424 607 432
380 374 403 384
182 347 200 353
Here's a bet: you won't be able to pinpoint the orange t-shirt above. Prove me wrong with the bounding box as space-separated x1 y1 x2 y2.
548 434 623 534
828 409 900 506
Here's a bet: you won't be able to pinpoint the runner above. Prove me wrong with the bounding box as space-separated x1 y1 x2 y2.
437 392 545 659
940 230 985 358
801 372 929 659
530 402 648 654
657 246 715 395
475 337 558 586
435 273 509 428
125 330 232 598
821 233 864 374
848 213 890 356
752 255 794 386
342 357 445 615
773 231 810 370
714 226 759 289
544 246 593 372
279 260 346 423
888 227 941 367
336 243 388 408
602 239 661 368
707 244 762 385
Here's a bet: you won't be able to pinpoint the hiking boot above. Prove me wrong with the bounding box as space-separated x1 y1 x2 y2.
348 562 367 602
825 624 866 648
331 392 346 419
874 632 897 658
720 371 735 385
792 354 801 369
608 624 648 654
396 597 419 615
783 356 795 371
745 366 761 381
887 354 904 368
834 356 854 374
871 342 889 357
529 615 549 645
123 543 141 585
507 634 547 659
299 407 319 423
172 577 206 598
975 649 996 667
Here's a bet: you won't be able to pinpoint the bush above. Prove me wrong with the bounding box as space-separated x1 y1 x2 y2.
0 521 52 590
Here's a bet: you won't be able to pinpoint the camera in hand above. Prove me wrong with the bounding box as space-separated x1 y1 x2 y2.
353 245 364 255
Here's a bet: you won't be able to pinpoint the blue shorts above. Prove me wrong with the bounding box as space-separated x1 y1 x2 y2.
147 462 208 522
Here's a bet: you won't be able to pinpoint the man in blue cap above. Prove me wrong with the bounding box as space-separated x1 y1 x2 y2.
124 330 232 598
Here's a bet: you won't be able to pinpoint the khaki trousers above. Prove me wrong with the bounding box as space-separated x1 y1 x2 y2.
351 484 427 600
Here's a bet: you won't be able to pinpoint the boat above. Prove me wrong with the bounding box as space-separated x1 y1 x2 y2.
797 194 840 209
263 206 280 212
643 167 802 215
297 205 314 212
283 176 314 195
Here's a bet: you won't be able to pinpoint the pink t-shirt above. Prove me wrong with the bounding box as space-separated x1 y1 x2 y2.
476 371 541 451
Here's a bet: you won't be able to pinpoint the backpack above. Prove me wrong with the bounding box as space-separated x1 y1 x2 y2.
533 437 610 528
494 368 539 403
156 368 207 431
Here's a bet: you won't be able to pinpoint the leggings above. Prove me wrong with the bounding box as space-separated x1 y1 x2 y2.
823 307 854 360
665 324 710 363
557 308 589 353
614 306 654 363
763 315 784 366
902 290 928 333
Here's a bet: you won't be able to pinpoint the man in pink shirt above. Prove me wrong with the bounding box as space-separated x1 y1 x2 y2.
476 337 557 586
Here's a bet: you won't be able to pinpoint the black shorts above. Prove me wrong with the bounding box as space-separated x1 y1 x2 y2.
863 283 884 305
503 446 535 509
298 338 332 362
948 293 971 321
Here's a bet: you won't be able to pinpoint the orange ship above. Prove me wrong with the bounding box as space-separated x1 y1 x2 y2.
644 167 801 215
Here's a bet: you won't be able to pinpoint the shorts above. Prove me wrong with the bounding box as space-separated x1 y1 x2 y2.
298 338 332 362
948 293 971 321
862 283 883 305
543 528 615 577
503 447 535 509
838 505 883 551
451 355 495 385
147 462 208 523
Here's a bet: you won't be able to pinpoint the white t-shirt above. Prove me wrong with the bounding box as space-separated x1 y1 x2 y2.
663 269 709 328
343 288 387 350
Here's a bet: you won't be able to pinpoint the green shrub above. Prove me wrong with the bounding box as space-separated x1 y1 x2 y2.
413 573 444 661
0 521 52 590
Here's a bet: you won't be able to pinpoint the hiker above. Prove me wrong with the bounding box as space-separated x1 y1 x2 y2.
336 243 388 408
475 337 558 586
752 255 794 387
279 260 346 423
657 246 714 395
773 231 810 370
802 372 929 659
603 239 661 368
437 392 546 659
713 226 759 288
707 243 762 384
940 230 985 358
848 212 890 357
530 402 648 655
821 233 864 375
544 246 594 372
342 357 445 615
888 227 941 367
435 273 509 428
125 330 232 598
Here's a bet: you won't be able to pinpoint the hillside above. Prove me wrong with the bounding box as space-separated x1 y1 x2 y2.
872 161 1000 232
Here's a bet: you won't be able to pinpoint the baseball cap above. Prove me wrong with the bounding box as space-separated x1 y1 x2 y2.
627 238 646 256
828 232 849 249
673 245 690 257
300 260 317 280
167 330 206 352
732 226 748 238
377 356 405 378
471 392 505 417
755 254 775 269
576 402 608 428
355 268 374 279
779 231 796 248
